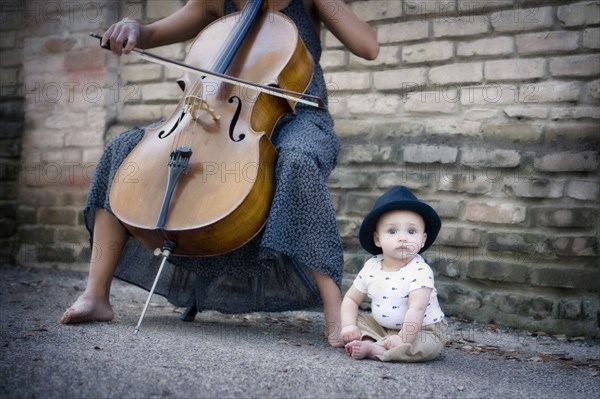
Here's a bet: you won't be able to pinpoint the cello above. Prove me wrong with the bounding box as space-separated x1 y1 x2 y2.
105 0 320 256
93 0 324 331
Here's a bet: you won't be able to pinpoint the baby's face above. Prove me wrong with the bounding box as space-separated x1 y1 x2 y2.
374 210 427 265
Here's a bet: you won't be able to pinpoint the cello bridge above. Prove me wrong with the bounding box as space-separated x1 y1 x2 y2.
184 96 221 121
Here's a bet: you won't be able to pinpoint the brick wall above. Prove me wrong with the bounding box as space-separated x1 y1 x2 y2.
3 0 599 336
326 0 599 337
0 2 25 262
3 0 120 265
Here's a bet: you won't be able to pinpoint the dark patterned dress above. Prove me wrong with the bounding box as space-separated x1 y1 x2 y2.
85 0 343 313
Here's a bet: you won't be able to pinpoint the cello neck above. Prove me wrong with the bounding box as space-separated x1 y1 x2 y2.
212 0 264 74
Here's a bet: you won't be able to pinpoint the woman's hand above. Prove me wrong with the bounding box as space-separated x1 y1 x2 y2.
99 1 220 56
101 18 142 55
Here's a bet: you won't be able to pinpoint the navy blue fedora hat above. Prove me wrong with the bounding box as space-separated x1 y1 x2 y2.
359 186 441 255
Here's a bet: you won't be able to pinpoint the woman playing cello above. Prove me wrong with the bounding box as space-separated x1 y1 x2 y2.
61 0 379 347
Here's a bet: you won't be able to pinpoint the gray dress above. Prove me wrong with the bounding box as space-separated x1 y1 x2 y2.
85 0 343 313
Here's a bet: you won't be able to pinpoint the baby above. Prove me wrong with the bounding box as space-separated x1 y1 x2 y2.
340 186 447 362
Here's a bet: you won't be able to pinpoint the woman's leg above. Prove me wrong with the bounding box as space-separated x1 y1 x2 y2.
60 208 128 324
312 271 343 347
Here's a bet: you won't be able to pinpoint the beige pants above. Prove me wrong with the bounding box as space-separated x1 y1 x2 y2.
357 314 448 362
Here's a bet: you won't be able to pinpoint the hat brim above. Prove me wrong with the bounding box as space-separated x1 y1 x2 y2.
359 200 441 255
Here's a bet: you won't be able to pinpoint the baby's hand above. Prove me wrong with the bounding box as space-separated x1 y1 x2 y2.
340 325 361 343
383 334 403 350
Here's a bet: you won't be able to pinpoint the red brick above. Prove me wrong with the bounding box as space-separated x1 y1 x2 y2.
531 265 598 290
531 207 597 228
516 31 579 55
549 55 600 78
37 207 77 225
44 38 76 53
464 202 526 224
436 226 482 247
553 237 597 257
507 179 565 199
467 261 527 284
535 151 598 172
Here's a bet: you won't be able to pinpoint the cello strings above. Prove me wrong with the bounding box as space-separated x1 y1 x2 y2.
169 0 264 151
181 3 252 149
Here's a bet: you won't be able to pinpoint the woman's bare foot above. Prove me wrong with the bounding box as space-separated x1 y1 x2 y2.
311 270 344 347
60 293 114 324
325 321 344 348
344 340 385 360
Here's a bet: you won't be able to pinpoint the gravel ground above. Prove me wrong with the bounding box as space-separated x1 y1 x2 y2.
1 263 599 399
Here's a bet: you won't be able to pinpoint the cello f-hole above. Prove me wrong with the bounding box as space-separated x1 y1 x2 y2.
159 109 186 139
228 96 246 142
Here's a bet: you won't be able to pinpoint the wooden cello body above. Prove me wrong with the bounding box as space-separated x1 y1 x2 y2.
108 2 314 256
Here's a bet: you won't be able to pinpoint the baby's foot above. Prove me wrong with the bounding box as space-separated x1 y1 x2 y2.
60 293 114 324
344 340 385 360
